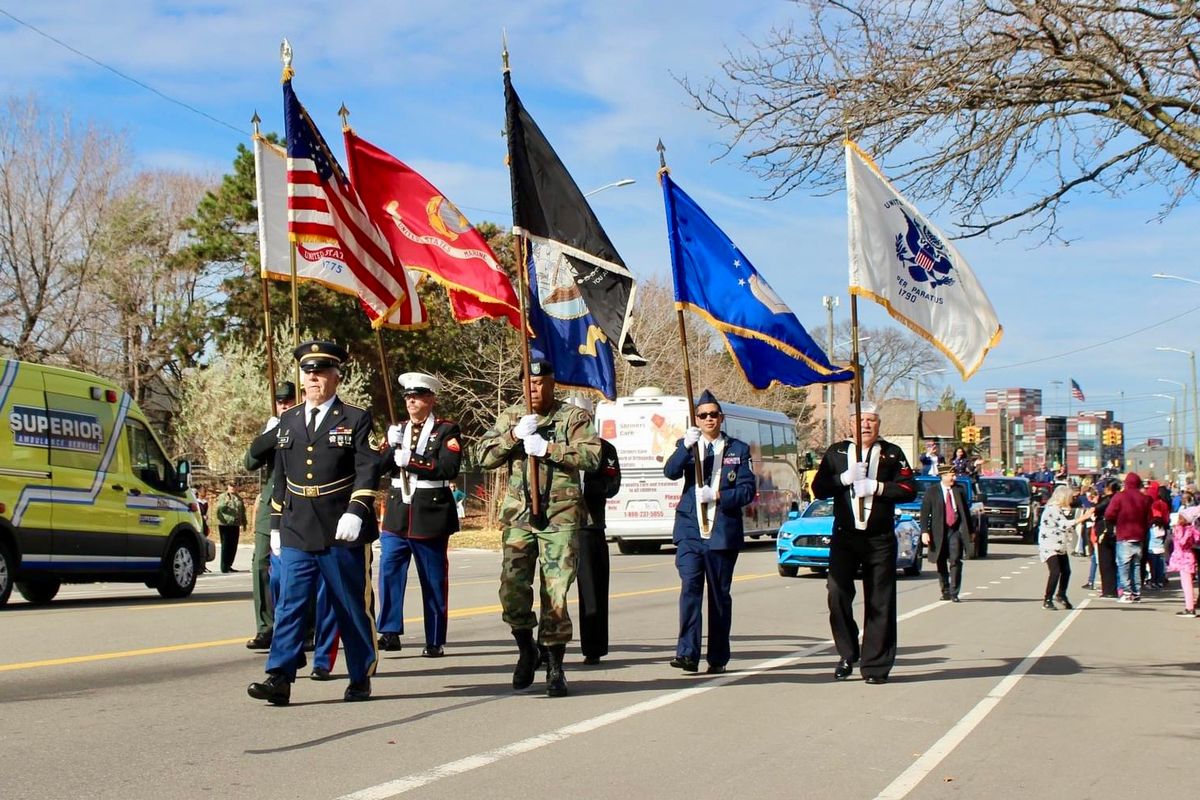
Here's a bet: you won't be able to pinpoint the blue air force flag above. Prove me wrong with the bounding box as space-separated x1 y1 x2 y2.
661 172 853 390
846 142 1002 379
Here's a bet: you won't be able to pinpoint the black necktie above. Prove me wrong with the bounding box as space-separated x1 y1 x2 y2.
703 442 714 481
308 407 319 438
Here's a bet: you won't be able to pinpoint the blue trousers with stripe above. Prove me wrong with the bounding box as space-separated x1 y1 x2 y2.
312 576 341 672
675 539 738 668
376 533 450 647
267 546 375 682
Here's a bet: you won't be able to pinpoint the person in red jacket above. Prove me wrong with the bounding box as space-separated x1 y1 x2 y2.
1145 481 1171 589
1105 473 1153 602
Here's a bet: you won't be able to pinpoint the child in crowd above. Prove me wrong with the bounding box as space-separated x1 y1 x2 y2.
1168 506 1200 617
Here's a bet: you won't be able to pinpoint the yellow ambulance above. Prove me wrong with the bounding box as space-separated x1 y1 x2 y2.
0 358 207 606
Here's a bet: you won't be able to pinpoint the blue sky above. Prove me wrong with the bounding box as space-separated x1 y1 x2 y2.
2 1 1198 448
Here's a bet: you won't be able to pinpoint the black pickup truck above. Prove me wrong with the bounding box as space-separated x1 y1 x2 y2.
977 476 1040 543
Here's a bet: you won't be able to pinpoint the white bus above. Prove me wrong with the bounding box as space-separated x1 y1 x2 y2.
594 387 803 554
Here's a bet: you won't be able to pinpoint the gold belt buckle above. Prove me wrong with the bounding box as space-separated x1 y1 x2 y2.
302 485 320 498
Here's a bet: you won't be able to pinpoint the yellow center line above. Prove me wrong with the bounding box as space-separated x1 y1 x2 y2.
0 573 778 673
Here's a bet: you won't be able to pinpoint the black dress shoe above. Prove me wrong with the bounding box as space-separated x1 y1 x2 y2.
582 655 602 665
952 595 961 603
310 666 332 681
1056 596 1073 610
421 645 445 658
245 632 273 650
864 675 889 685
669 656 699 673
377 633 402 652
833 658 855 680
940 592 952 601
344 678 371 702
706 664 727 675
247 674 291 706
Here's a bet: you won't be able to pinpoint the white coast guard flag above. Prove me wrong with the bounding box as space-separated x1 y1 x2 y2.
252 135 427 328
846 141 1002 379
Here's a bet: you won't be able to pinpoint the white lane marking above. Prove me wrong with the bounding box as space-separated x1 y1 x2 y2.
1001 576 1012 580
336 596 952 800
974 586 988 590
873 598 1090 800
990 580 1001 584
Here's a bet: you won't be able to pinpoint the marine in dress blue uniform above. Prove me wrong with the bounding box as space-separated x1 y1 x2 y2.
247 341 380 706
376 372 462 658
663 390 756 674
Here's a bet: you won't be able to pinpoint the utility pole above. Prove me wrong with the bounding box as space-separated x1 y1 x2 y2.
823 295 839 447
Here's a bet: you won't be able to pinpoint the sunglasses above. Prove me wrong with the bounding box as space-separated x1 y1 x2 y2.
696 411 721 420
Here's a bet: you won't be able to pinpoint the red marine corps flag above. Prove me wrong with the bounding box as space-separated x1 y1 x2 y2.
343 130 522 329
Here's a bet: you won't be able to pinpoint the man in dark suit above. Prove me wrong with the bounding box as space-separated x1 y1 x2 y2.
919 463 974 602
812 402 918 684
247 341 380 706
663 389 756 675
376 372 462 658
577 436 621 665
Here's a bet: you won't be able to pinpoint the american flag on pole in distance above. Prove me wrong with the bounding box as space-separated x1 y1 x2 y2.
1070 379 1085 402
282 79 425 328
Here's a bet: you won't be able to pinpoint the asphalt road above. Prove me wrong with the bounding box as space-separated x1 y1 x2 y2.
2 539 1194 800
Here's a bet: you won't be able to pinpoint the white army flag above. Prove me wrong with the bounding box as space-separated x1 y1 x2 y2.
252 134 425 327
846 141 1002 379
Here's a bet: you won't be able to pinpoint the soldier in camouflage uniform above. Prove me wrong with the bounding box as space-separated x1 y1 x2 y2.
478 360 601 697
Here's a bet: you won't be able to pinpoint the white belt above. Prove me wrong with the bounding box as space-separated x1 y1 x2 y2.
390 478 448 490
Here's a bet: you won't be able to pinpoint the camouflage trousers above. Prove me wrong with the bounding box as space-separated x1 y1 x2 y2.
500 527 578 645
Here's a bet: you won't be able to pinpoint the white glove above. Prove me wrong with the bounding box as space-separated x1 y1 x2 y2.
514 414 540 438
335 513 362 543
853 478 878 497
263 416 279 433
386 424 404 447
394 448 412 468
840 461 867 486
683 426 702 448
523 433 549 458
269 529 281 557
695 485 716 505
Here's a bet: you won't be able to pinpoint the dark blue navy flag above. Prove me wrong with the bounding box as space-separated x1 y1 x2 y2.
661 172 853 390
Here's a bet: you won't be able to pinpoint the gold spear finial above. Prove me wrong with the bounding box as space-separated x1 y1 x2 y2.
338 103 350 131
656 138 669 178
501 29 510 73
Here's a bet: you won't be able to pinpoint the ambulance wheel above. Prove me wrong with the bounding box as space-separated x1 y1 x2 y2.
0 541 14 607
16 578 60 605
157 538 198 599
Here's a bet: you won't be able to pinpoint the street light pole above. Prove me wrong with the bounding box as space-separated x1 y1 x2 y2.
583 178 636 197
1157 346 1199 479
1159 377 1188 474
1154 393 1179 474
823 295 839 446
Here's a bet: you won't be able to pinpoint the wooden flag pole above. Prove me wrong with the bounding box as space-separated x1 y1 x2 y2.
252 112 278 418
503 39 541 518
374 329 398 427
850 293 865 520
512 232 541 517
658 140 709 533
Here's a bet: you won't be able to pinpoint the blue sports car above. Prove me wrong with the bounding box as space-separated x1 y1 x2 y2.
776 499 924 578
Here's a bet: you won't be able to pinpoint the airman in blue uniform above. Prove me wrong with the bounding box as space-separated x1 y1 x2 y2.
663 389 756 674
247 341 379 706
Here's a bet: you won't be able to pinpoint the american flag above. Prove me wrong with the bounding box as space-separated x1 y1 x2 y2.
282 81 425 328
1070 378 1085 402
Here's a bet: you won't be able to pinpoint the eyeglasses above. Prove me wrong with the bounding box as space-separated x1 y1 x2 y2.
696 411 721 420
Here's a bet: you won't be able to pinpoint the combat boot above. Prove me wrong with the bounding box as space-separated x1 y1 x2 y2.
512 629 539 690
545 644 568 698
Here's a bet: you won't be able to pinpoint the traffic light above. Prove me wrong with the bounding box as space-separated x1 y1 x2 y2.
1112 427 1122 446
961 426 980 444
1101 428 1112 446
1102 427 1124 446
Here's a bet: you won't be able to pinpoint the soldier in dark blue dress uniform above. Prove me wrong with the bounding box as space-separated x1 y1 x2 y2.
376 372 463 658
663 390 756 674
247 341 380 706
